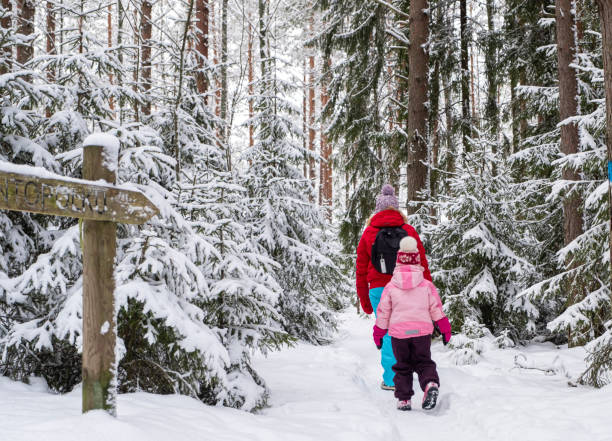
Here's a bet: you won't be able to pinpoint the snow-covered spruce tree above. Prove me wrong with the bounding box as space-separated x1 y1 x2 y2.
517 2 610 348
122 0 292 409
0 0 82 389
173 63 291 410
242 0 350 344
428 132 538 345
315 0 402 251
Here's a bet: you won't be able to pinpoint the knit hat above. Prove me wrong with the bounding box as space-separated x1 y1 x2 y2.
375 184 399 213
396 236 420 265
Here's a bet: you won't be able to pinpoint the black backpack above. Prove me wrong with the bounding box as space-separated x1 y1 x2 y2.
371 226 408 274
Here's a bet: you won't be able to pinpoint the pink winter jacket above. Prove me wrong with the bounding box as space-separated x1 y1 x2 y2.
375 263 446 339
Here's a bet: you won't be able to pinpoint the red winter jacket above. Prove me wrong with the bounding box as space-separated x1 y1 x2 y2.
355 209 432 314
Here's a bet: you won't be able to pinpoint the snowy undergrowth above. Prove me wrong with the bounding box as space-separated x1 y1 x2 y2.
1 312 610 441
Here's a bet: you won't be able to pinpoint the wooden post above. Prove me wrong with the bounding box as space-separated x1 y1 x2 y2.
82 143 118 415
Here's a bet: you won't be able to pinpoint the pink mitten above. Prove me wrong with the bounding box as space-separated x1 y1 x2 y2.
435 317 452 345
373 325 387 349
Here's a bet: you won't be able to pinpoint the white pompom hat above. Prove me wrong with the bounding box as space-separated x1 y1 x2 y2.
396 236 420 265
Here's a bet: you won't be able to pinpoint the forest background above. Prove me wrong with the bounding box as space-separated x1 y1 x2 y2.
0 0 610 411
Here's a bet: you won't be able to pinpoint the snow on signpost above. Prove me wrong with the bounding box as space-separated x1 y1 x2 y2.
0 133 159 417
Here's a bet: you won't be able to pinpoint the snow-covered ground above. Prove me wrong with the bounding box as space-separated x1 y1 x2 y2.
2 312 611 441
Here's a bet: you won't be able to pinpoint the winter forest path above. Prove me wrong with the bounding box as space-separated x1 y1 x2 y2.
257 313 611 441
1 313 611 441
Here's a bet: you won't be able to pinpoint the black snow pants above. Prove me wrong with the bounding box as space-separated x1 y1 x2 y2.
391 335 439 400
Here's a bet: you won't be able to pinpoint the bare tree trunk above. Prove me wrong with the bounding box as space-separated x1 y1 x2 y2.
16 0 34 83
308 15 316 196
195 0 209 97
596 0 612 297
460 0 470 154
303 58 308 178
0 0 11 75
470 1 477 126
117 0 125 123
485 0 498 172
556 0 583 246
212 2 220 118
140 0 153 116
133 6 140 122
46 2 56 117
442 74 454 176
220 0 228 123
405 0 429 214
108 4 114 112
221 0 230 170
319 56 332 216
248 14 254 148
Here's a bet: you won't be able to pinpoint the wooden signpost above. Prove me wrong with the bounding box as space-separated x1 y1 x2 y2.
0 134 158 416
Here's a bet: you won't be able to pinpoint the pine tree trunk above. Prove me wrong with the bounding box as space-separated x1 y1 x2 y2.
108 4 114 112
195 0 209 97
485 0 498 174
303 58 308 178
117 0 125 123
258 0 267 90
221 0 230 170
442 73 454 176
319 56 332 216
0 0 11 75
308 16 316 196
212 2 220 118
140 0 153 116
220 0 228 127
132 6 140 122
248 15 254 149
596 0 612 297
16 0 34 66
46 2 56 117
460 0 471 154
405 0 429 214
485 0 498 136
556 0 583 246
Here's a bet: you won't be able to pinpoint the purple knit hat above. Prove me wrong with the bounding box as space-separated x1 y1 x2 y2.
375 184 399 213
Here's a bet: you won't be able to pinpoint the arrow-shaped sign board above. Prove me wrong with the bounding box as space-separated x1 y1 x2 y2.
0 164 158 224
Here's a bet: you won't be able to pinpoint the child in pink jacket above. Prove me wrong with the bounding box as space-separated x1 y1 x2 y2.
372 236 452 411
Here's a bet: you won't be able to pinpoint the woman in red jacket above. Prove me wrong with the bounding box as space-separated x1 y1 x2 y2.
355 184 432 390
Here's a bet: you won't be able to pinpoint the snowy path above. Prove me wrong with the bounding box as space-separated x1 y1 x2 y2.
1 312 611 441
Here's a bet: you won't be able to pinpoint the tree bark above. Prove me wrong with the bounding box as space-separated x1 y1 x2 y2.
485 0 498 136
303 58 308 178
248 14 254 148
212 1 220 117
16 0 34 68
596 0 612 296
132 6 140 122
46 2 56 117
195 0 209 97
405 0 429 214
556 0 583 246
319 56 332 216
140 0 153 116
460 0 471 154
220 0 228 124
108 4 114 112
308 15 316 195
0 0 11 75
485 0 498 174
